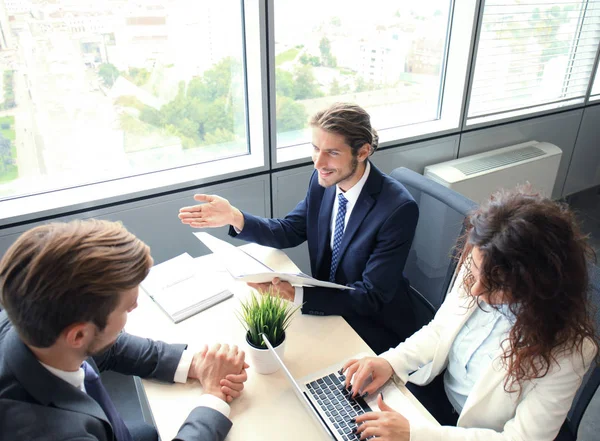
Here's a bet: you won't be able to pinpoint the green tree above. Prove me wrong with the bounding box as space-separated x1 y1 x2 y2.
330 78 342 95
319 36 337 67
276 69 295 98
299 53 321 67
276 96 307 132
126 67 151 86
293 64 323 100
98 63 120 87
204 128 236 145
355 76 369 92
122 57 246 149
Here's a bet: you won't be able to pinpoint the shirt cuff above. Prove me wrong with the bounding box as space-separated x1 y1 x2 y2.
233 226 242 234
174 349 195 383
294 286 304 306
197 394 231 418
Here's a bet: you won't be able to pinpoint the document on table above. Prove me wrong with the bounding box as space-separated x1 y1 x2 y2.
140 253 233 323
194 232 353 290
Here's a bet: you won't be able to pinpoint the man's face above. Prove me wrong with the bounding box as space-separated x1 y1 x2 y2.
311 127 366 192
86 286 139 356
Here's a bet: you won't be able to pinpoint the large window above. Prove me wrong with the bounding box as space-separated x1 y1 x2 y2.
273 0 458 162
0 0 250 201
467 0 600 126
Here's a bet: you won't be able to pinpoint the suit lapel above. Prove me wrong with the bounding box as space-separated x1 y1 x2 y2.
458 345 508 423
316 185 336 273
5 327 110 425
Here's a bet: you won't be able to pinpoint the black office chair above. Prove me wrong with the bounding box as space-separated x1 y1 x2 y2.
389 167 477 332
101 371 159 439
555 261 600 441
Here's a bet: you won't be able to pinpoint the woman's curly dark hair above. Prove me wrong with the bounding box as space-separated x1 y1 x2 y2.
457 187 598 394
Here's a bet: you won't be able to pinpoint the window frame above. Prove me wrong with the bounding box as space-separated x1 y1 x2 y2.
269 0 480 168
463 0 600 129
0 0 270 227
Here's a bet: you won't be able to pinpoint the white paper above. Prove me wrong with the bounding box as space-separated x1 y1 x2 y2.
193 232 353 290
140 253 233 322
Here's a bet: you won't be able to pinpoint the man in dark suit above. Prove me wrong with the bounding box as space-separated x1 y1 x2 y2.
0 220 248 441
179 103 419 354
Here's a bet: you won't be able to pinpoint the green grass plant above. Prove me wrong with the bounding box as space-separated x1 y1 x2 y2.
238 287 301 349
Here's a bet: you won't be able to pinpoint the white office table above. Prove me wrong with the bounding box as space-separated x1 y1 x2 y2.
126 243 437 440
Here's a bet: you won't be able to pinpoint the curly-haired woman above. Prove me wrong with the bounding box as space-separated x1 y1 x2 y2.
341 188 598 441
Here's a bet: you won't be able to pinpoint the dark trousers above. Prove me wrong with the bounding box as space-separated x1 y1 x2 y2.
406 372 459 427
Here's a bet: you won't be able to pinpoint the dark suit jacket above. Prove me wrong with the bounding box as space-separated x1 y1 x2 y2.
0 312 232 441
231 163 419 353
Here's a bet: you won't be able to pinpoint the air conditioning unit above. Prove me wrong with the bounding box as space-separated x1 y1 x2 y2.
424 141 562 203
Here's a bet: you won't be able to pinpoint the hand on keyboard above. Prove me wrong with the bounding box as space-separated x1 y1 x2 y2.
354 393 410 441
340 356 393 399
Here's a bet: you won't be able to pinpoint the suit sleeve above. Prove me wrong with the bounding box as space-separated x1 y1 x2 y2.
379 264 468 384
93 332 186 383
228 175 316 249
173 407 232 441
301 199 418 317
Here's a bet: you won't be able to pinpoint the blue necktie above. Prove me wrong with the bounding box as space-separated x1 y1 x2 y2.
330 193 348 282
82 361 133 441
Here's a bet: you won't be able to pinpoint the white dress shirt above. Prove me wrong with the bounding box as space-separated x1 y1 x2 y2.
294 161 372 306
40 350 230 418
444 302 514 413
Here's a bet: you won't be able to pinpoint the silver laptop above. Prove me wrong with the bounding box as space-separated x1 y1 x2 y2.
262 334 417 441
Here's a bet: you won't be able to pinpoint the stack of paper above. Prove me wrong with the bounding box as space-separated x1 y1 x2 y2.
140 253 233 323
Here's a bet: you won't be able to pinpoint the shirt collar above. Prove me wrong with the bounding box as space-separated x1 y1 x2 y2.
336 160 371 204
40 361 85 389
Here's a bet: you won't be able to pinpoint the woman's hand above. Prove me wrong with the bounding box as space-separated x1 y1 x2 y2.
354 393 410 441
341 356 394 398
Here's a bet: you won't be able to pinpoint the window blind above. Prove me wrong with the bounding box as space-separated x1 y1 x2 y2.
467 0 600 124
589 61 600 99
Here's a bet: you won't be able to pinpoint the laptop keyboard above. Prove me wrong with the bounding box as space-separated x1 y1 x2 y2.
306 372 373 441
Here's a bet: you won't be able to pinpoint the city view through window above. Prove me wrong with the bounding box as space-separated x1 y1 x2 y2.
274 1 452 149
0 1 597 203
0 0 246 200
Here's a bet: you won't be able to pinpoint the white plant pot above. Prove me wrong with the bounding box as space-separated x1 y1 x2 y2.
245 333 286 375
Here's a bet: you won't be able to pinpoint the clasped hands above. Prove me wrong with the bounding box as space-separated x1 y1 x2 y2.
341 357 411 441
189 343 249 403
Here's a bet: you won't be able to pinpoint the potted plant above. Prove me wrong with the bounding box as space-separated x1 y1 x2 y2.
238 287 301 374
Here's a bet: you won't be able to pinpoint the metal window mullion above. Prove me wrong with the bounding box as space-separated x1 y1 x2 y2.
561 0 590 101
264 0 278 173
436 0 457 120
583 5 600 103
461 0 487 130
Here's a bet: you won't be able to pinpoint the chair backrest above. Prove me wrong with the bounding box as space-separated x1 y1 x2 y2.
563 261 600 438
390 167 477 330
